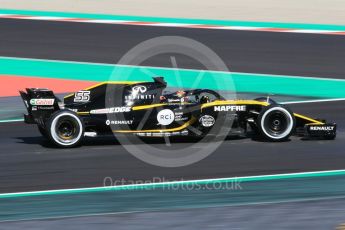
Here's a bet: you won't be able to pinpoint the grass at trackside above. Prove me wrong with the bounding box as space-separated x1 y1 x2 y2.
1 8 345 31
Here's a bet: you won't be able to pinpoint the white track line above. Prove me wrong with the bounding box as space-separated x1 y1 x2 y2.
0 118 24 123
1 169 345 198
282 98 345 104
0 14 345 35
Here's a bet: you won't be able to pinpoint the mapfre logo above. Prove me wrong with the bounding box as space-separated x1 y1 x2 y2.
157 109 175 126
132 85 147 94
214 105 246 112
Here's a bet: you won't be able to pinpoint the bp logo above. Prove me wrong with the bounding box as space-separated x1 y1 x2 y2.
157 109 175 125
199 115 215 127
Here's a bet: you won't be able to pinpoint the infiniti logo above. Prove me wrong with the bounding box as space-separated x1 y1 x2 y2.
132 85 147 93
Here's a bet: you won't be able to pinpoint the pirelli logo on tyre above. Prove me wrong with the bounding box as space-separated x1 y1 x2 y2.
214 105 246 112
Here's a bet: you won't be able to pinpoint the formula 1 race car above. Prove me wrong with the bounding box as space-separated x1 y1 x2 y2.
20 77 336 147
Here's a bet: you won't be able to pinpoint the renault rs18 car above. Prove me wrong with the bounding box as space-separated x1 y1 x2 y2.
20 77 336 147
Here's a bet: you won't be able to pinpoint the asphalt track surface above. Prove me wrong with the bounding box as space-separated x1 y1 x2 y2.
0 18 344 194
0 101 344 193
0 17 345 228
4 197 345 229
1 18 345 78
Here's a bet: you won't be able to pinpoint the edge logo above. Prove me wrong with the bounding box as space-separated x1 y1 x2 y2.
214 105 246 112
90 107 131 114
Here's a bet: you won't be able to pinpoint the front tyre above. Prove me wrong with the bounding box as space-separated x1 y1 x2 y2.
47 110 84 148
257 105 295 142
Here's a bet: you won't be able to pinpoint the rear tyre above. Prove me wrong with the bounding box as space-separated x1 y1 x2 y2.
46 110 84 148
257 105 295 142
38 126 48 139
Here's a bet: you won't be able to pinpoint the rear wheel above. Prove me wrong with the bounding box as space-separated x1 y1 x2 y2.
257 105 295 141
38 126 48 139
46 110 84 147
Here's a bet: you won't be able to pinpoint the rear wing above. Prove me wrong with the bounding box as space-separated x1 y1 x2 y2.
19 88 60 125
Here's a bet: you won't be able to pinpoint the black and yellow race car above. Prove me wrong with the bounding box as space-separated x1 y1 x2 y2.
20 77 336 147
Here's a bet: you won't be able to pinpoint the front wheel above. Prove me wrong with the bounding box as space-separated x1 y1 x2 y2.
257 105 295 142
46 110 84 148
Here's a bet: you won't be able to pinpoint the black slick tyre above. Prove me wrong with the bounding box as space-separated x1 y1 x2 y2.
46 110 84 148
257 105 295 142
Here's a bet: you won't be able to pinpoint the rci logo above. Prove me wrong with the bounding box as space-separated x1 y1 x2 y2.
157 109 175 126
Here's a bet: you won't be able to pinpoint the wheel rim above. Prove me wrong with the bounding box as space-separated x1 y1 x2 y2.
56 117 78 140
264 111 289 137
51 113 82 146
261 107 293 139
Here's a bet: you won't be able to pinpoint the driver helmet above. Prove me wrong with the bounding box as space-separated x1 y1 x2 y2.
200 95 210 104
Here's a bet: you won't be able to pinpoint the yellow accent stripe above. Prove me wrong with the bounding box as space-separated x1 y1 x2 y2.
293 113 324 125
132 102 191 111
64 81 141 99
113 117 196 133
77 111 90 115
76 102 188 114
78 100 267 114
132 103 166 111
201 100 269 109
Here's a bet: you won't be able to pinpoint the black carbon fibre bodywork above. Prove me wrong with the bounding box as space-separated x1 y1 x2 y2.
19 77 336 142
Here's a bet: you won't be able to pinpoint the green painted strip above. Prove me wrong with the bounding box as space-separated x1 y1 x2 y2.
0 57 344 98
2 169 345 199
0 57 114 81
1 8 345 31
0 118 23 123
